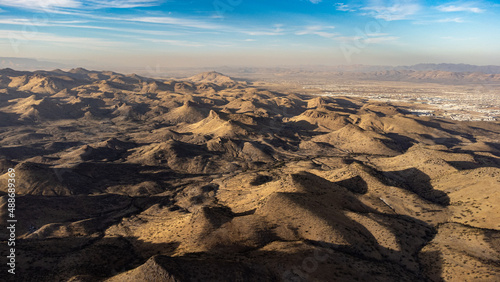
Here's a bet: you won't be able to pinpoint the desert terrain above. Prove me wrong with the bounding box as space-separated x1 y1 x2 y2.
0 68 499 281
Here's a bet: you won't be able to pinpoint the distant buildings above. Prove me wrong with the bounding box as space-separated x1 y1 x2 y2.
310 84 499 122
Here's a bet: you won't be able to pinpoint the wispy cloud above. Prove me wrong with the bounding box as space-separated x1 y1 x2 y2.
84 0 163 9
335 36 363 43
335 3 355 12
0 29 118 49
365 32 389 37
361 2 421 21
81 14 286 37
309 0 322 3
0 18 182 36
0 0 162 11
335 35 398 44
296 25 337 38
243 30 284 36
436 3 484 13
145 38 205 47
414 17 465 24
0 0 80 10
0 18 87 26
364 36 399 43
441 36 478 41
437 17 464 23
128 17 223 30
242 25 285 36
141 38 238 48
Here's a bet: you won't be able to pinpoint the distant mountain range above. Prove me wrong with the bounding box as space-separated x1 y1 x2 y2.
395 63 500 74
3 57 500 74
3 57 500 84
0 57 67 70
331 69 500 84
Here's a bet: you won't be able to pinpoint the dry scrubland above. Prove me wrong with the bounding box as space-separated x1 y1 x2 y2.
0 68 499 281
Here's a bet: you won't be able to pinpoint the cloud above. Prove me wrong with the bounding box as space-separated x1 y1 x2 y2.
335 36 363 43
0 18 182 37
145 38 205 47
309 0 322 3
0 0 162 11
362 2 421 21
441 36 478 41
65 14 285 37
84 0 163 9
296 25 337 38
242 25 285 36
364 36 398 43
335 3 355 12
365 32 389 36
0 18 87 26
0 0 80 9
436 3 484 13
0 29 118 49
128 17 223 30
243 30 284 36
126 16 286 38
436 17 464 23
413 17 465 24
335 35 398 44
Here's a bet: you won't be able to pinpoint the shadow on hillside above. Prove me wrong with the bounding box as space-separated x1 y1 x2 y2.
415 120 477 143
383 133 417 152
277 171 440 280
8 193 184 238
0 144 58 160
54 162 210 193
282 172 435 271
8 236 180 282
335 175 368 194
419 250 445 282
331 98 362 111
4 171 446 282
0 111 23 127
484 142 500 157
383 168 450 206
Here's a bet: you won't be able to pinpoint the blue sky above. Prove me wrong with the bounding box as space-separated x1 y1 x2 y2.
0 0 499 69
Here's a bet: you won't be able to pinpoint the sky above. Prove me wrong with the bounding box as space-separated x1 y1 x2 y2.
0 0 499 69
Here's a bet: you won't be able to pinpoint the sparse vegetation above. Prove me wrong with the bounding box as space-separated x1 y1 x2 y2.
0 69 499 281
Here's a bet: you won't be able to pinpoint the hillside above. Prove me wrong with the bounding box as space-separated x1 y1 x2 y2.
0 68 499 281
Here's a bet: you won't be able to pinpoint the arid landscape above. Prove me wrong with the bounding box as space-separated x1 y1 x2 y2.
0 67 499 281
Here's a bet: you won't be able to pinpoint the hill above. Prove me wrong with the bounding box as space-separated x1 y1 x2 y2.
0 68 499 281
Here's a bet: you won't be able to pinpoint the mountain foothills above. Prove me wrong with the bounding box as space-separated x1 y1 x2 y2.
0 68 499 281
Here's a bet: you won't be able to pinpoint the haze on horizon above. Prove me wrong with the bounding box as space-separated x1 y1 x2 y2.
0 0 499 70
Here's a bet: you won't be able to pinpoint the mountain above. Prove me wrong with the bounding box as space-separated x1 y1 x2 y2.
0 68 499 281
183 64 500 84
188 71 236 84
399 63 500 74
0 57 67 70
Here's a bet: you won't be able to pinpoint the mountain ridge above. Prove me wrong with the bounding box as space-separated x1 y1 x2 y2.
0 68 499 281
